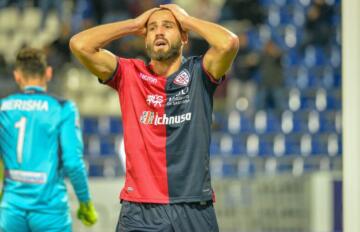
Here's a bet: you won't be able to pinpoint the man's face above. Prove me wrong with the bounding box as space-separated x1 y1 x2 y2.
145 10 186 61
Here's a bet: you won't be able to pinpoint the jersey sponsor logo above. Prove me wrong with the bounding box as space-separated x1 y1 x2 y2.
173 70 190 86
1 100 48 111
139 73 158 84
146 94 164 108
6 170 47 184
167 87 190 106
140 111 192 125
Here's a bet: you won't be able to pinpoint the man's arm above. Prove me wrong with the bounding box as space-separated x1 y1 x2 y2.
69 8 158 81
161 4 239 80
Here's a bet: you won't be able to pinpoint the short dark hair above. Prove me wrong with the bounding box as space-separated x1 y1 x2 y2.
15 47 47 77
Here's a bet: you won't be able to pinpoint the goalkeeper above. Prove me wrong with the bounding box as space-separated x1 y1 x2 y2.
0 47 97 231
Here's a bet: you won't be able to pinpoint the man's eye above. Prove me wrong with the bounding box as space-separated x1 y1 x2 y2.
149 27 155 31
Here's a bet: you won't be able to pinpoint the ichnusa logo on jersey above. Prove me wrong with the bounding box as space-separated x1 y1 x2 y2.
140 111 192 125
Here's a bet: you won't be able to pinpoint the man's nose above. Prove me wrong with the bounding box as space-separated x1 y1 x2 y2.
155 26 165 35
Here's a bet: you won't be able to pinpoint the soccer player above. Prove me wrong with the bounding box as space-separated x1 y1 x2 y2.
0 48 98 232
70 4 239 232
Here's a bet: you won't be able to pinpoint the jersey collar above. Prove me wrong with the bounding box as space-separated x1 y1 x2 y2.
23 86 46 93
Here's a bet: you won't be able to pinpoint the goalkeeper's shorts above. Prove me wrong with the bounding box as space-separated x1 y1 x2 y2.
0 203 72 232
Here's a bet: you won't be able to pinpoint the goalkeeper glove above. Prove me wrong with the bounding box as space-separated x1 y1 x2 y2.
77 201 98 226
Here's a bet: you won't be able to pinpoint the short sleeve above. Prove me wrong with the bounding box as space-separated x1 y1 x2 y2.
98 57 134 90
196 56 225 94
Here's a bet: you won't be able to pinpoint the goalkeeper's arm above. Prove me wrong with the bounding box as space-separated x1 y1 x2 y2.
60 101 98 226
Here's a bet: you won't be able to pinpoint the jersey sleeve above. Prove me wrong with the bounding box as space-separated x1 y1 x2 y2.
60 100 91 202
199 56 225 93
98 57 134 90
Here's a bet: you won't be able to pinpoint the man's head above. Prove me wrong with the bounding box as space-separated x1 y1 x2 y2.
145 9 188 61
14 47 52 89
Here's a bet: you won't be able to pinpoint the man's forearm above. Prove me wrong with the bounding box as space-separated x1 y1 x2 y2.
182 16 238 51
70 19 139 54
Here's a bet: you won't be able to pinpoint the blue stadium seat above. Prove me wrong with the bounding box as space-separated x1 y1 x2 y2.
284 73 297 88
296 66 309 89
212 112 227 132
279 7 292 25
246 29 262 50
322 66 342 89
267 112 282 133
85 135 100 156
283 134 301 155
307 110 320 134
210 136 220 156
291 6 306 27
218 134 248 156
228 111 254 134
246 134 260 156
319 111 337 133
299 92 316 110
219 134 233 155
327 133 342 156
109 117 123 134
326 90 341 110
259 0 274 7
82 117 99 135
303 46 327 67
289 111 308 133
88 164 103 177
284 49 301 67
254 111 281 133
222 162 238 177
273 133 301 156
330 45 341 67
100 136 116 156
288 88 301 111
210 133 246 156
300 134 327 156
295 0 311 7
333 71 342 88
231 135 247 156
268 6 281 27
311 136 328 155
83 136 90 156
258 135 274 156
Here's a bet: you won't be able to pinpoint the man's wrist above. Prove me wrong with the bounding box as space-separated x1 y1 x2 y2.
125 19 139 34
180 16 194 32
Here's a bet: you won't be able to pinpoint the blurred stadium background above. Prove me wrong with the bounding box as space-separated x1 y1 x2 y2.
0 0 343 231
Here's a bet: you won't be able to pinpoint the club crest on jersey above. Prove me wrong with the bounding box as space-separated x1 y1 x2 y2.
146 94 163 108
173 70 190 86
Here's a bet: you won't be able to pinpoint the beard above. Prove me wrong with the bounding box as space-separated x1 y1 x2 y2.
146 38 182 61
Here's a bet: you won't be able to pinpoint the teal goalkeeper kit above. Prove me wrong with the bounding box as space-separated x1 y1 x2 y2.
0 86 90 230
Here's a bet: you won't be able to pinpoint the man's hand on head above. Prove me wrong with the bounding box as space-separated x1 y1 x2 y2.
134 8 160 36
159 4 190 31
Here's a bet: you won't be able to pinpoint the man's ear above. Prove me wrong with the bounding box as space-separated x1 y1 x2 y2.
13 70 23 86
45 66 53 82
181 31 188 45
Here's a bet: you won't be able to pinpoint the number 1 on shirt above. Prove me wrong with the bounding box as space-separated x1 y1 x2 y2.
15 117 26 164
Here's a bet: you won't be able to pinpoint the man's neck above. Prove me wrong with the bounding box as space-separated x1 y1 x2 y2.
150 55 183 77
22 79 47 91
